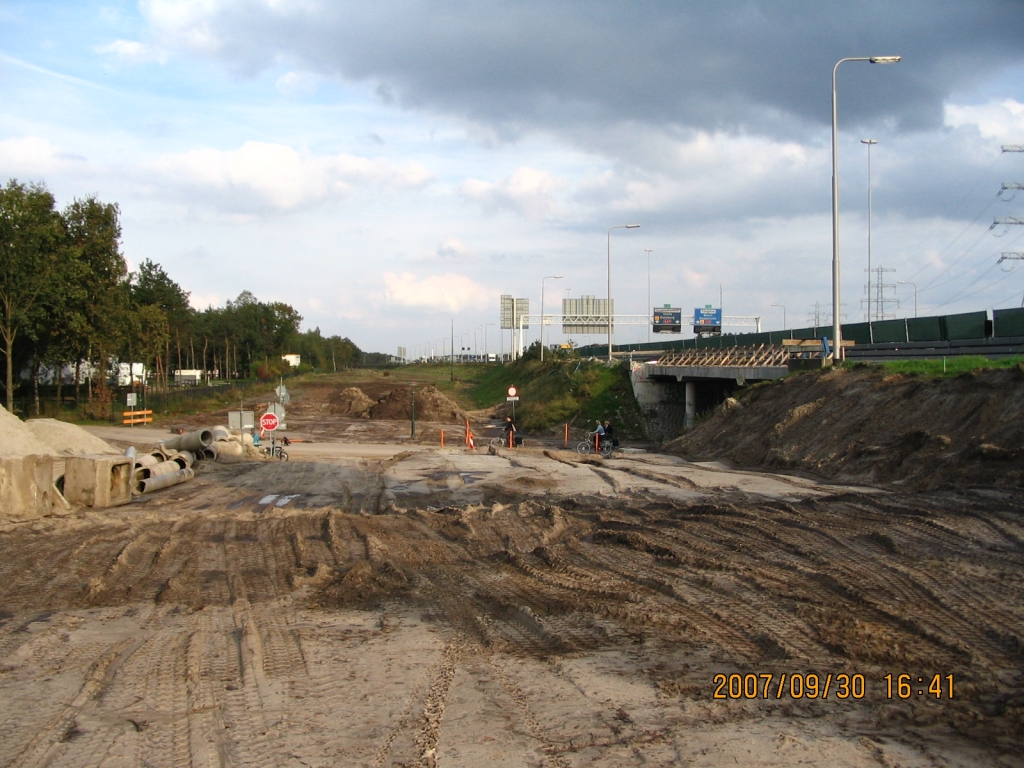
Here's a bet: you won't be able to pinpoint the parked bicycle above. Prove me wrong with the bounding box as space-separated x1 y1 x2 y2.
262 444 289 461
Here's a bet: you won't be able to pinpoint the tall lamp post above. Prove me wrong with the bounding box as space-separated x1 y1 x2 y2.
832 56 900 360
898 281 917 317
861 139 878 321
771 303 786 329
485 323 495 360
540 275 563 362
644 248 654 343
608 224 640 360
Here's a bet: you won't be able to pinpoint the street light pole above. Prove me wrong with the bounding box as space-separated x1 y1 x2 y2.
644 248 654 343
540 275 563 362
607 224 640 361
898 281 917 317
485 323 495 360
832 56 900 361
771 304 786 329
861 139 877 321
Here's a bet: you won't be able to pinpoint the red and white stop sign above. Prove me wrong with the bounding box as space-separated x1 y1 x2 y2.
259 412 280 431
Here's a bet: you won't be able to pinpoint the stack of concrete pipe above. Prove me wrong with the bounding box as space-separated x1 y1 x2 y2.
132 444 196 495
129 426 260 497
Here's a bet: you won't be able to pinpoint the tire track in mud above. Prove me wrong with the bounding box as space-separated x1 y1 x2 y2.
370 633 464 768
6 622 160 768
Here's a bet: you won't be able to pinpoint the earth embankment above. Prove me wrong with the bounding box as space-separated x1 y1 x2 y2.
665 365 1024 489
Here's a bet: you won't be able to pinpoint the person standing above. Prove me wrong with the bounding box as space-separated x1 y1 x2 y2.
503 415 517 447
603 420 617 448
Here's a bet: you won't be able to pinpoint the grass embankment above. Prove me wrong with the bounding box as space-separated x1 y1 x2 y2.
846 356 1024 378
364 358 643 436
460 358 644 437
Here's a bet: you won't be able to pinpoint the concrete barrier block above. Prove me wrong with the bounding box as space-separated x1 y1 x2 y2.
0 455 55 521
64 454 133 508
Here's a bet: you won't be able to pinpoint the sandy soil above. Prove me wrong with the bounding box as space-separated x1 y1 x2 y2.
1 381 1022 767
666 366 1024 490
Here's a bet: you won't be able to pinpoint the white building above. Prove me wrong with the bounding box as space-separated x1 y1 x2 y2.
174 369 204 386
281 354 300 368
117 362 148 386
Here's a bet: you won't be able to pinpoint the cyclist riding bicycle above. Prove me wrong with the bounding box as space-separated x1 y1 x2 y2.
590 420 606 450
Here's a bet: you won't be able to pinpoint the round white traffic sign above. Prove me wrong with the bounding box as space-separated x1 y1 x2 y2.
259 412 280 431
507 385 518 398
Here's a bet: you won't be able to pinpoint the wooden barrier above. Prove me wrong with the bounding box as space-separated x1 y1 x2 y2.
123 409 153 425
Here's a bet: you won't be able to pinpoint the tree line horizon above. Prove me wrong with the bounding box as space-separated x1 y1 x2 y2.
0 178 369 415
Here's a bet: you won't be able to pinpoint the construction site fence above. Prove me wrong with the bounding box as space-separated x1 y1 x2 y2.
6 378 287 422
576 307 1024 356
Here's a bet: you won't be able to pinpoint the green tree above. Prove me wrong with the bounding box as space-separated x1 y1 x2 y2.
130 259 190 389
63 195 127 412
0 180 63 412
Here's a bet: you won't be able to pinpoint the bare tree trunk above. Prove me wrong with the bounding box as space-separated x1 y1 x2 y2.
175 329 182 379
32 355 40 416
87 346 92 401
75 359 81 404
202 336 208 385
56 361 63 417
2 329 14 413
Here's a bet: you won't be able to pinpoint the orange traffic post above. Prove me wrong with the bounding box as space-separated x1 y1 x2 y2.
440 430 445 447
564 423 569 447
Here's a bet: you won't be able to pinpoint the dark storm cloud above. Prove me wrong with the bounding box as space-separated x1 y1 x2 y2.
168 0 1024 137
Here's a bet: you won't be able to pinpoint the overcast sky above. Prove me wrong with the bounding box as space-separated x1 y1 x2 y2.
3 1 1024 356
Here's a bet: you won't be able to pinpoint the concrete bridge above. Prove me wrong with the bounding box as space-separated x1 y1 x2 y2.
631 345 806 442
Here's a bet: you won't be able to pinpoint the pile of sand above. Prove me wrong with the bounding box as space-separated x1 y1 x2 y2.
328 387 376 418
665 366 1024 489
369 385 467 423
0 408 57 457
25 419 117 455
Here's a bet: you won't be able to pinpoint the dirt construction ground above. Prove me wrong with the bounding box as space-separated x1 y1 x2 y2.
2 382 1023 767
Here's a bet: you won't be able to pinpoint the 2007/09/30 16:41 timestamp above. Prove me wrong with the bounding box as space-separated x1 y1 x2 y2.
712 672 955 700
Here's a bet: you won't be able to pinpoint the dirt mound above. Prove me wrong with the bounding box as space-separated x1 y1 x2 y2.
0 407 57 457
369 385 467 423
665 365 1024 489
25 418 118 455
327 387 375 417
310 559 411 609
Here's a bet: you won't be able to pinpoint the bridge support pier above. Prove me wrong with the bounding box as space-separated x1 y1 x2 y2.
684 382 695 428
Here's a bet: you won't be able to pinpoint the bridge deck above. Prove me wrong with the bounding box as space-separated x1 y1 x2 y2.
646 345 790 381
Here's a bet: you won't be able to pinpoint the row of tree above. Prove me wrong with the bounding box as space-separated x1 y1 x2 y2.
0 179 364 414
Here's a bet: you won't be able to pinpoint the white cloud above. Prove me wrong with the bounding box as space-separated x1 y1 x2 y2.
142 0 225 54
0 136 85 176
383 272 493 313
150 141 433 211
276 71 317 97
460 166 565 219
95 39 168 64
945 99 1024 140
434 239 468 260
187 292 223 310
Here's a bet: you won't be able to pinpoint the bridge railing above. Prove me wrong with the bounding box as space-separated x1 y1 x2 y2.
656 344 789 367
